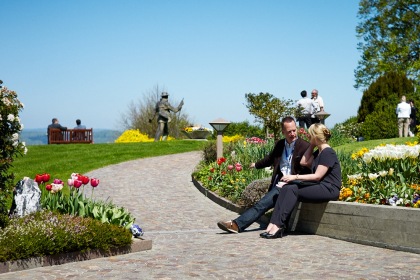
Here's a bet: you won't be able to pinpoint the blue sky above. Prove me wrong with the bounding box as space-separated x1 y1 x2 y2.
1 0 361 131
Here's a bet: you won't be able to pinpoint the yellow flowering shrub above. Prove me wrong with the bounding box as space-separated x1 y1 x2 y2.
115 129 154 143
222 134 243 143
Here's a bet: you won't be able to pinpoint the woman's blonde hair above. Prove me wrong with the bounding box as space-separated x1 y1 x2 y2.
308 123 331 143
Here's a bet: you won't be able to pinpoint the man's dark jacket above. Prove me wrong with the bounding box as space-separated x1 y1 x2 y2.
254 138 311 191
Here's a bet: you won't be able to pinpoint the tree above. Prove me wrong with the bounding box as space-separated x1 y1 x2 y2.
354 0 420 90
357 72 415 123
119 85 191 139
244 92 295 140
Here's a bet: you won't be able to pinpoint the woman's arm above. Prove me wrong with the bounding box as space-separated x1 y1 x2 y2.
281 165 329 183
300 143 316 167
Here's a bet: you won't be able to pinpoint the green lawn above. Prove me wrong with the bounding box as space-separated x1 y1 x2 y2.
11 140 208 183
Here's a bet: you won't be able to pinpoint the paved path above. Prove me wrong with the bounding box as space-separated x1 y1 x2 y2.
1 151 419 279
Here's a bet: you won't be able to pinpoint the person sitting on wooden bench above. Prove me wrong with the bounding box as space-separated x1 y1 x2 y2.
73 119 86 141
47 118 67 144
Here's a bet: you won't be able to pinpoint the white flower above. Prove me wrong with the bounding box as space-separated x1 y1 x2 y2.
378 170 388 177
51 183 63 193
2 97 11 106
368 173 379 180
7 114 15 122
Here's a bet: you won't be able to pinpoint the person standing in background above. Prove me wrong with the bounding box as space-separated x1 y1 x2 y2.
396 95 411 137
311 89 324 124
296 90 313 129
409 99 417 137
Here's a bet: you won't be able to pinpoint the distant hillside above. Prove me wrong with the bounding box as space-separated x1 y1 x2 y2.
20 129 122 145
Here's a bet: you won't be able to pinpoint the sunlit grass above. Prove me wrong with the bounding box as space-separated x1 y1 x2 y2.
11 140 208 182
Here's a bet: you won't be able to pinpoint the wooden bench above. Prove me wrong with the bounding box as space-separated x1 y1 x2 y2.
48 129 93 144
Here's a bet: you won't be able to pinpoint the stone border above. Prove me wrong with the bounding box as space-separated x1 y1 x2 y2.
192 177 420 254
0 237 152 274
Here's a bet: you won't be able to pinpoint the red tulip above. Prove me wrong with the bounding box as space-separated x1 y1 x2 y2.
45 184 52 191
73 180 82 188
35 174 43 184
81 176 90 185
90 178 99 187
42 173 50 182
210 168 215 173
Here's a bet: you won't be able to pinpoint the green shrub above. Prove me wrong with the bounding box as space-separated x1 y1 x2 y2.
0 210 132 262
360 99 398 140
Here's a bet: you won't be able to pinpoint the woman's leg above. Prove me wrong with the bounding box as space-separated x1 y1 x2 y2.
269 184 339 229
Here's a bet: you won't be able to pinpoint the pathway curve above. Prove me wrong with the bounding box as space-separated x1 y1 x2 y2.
1 151 419 279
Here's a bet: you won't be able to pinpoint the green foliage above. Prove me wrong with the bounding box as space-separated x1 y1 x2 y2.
355 0 420 89
360 99 399 140
357 72 415 123
223 121 265 138
0 86 26 228
0 210 132 262
244 92 295 140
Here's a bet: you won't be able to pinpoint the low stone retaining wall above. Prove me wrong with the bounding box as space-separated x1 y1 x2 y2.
289 201 420 254
0 237 152 274
192 177 420 254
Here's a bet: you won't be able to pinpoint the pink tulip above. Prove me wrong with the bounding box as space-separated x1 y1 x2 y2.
228 165 234 171
53 179 63 184
90 178 99 188
67 179 74 186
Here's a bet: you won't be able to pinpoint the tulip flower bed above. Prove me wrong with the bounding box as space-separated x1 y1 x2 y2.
194 137 420 208
36 172 135 228
0 172 136 262
193 137 274 202
339 142 420 207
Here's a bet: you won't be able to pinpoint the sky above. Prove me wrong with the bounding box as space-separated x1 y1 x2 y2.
1 0 362 131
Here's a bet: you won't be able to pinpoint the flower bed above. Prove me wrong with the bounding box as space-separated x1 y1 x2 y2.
183 126 211 139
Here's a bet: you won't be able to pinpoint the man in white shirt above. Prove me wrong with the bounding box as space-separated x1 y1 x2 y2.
311 89 325 124
296 90 313 129
396 95 411 137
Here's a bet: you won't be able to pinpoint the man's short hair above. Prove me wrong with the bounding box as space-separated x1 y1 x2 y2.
300 90 307 98
76 119 81 125
281 116 296 130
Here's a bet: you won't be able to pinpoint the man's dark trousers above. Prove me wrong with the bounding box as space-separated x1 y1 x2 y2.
233 186 281 232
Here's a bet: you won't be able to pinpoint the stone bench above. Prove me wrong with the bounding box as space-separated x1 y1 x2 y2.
288 201 420 254
191 177 420 254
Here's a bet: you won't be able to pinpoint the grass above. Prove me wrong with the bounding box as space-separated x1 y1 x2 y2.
11 140 208 183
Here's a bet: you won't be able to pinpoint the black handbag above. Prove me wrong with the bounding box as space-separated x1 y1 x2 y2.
288 180 319 187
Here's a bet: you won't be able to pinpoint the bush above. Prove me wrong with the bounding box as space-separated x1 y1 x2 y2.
0 210 132 262
360 99 398 140
238 178 271 208
0 86 26 228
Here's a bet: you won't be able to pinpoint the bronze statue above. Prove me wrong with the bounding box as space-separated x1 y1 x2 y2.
150 92 184 141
